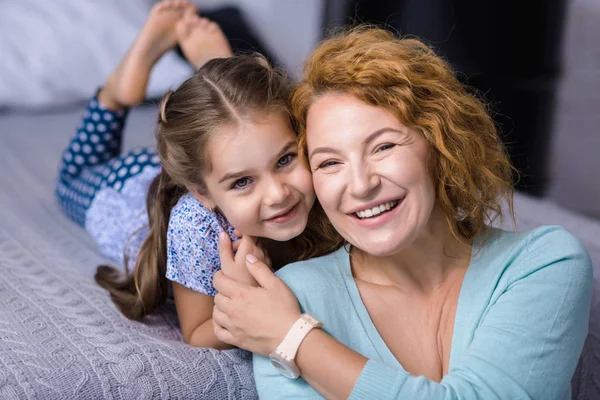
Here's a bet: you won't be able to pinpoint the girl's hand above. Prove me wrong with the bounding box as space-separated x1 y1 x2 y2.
231 229 271 268
219 232 262 287
212 253 301 356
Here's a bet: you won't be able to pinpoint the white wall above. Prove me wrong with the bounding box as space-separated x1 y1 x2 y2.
548 0 600 219
191 0 324 77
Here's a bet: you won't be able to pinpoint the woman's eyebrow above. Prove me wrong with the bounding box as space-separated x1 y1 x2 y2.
309 127 404 162
308 146 339 162
363 127 405 146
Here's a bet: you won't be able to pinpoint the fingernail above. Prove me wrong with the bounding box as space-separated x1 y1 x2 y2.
219 232 225 240
246 254 257 264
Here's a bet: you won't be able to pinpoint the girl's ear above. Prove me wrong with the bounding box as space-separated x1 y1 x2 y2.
188 185 216 212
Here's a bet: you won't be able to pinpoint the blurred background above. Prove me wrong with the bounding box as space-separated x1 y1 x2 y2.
0 0 598 220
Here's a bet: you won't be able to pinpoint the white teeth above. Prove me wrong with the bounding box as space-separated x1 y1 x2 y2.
355 200 399 219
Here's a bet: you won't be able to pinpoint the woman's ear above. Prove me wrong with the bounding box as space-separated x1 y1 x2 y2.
188 185 216 212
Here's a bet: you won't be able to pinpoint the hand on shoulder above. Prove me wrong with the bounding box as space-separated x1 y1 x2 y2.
218 230 267 287
213 252 301 356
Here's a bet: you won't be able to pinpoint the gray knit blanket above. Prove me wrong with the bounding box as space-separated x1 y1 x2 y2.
0 191 256 399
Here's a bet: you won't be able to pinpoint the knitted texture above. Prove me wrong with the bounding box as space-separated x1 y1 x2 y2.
0 208 257 399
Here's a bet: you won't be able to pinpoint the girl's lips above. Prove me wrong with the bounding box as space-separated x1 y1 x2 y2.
267 202 299 224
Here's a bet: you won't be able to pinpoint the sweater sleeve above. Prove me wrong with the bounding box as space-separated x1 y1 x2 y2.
350 227 592 400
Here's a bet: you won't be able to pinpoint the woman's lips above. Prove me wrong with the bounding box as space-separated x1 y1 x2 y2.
349 197 404 228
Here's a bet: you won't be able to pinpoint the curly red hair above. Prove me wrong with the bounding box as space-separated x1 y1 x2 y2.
293 26 515 241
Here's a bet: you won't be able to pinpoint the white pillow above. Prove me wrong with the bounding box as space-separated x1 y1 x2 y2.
0 0 193 110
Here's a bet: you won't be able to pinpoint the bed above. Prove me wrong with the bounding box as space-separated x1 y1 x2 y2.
0 104 256 399
0 103 598 398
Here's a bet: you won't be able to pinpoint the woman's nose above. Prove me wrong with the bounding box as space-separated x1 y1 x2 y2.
348 164 380 198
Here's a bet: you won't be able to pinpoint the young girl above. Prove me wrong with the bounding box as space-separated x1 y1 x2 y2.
56 1 337 349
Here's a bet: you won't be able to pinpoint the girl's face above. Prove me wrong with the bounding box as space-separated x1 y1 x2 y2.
197 111 315 241
306 92 438 257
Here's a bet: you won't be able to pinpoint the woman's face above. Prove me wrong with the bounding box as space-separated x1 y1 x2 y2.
199 111 315 241
306 92 437 256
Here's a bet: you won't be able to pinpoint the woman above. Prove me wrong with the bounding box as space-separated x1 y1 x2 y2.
211 27 592 399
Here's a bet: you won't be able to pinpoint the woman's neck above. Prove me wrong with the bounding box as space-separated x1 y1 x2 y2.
350 208 472 294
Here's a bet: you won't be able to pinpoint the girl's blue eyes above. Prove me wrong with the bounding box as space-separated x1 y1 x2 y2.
277 153 295 168
230 153 296 190
233 177 251 189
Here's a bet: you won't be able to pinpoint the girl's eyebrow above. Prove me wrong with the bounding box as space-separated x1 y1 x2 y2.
218 168 253 184
271 140 296 162
217 140 297 184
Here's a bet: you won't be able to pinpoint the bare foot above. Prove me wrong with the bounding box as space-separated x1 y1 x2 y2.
176 10 233 70
99 0 196 109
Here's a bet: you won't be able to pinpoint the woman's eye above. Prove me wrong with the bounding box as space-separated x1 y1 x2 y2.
277 153 296 168
318 160 339 169
232 177 251 190
377 143 396 152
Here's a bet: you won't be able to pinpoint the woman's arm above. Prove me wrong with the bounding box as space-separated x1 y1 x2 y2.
294 329 367 399
213 229 592 399
212 262 368 398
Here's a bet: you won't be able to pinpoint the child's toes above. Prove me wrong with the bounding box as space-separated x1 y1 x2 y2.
175 20 191 39
199 17 210 29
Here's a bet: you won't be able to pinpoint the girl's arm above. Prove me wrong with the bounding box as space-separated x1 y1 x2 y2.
171 232 264 349
172 282 232 349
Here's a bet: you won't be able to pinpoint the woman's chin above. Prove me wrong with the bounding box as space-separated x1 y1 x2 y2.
350 236 411 258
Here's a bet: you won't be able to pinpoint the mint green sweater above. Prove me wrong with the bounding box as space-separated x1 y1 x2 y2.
253 226 592 399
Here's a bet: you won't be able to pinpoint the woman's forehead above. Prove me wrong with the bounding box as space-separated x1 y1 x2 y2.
305 93 408 145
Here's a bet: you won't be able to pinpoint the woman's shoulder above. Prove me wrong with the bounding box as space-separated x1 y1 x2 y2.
486 225 588 254
480 225 592 282
275 248 347 292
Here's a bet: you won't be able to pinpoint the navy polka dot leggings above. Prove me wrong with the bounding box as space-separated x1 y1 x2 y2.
56 94 161 227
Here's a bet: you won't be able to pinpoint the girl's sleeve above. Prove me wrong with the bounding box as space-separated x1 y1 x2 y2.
165 207 223 296
350 227 592 400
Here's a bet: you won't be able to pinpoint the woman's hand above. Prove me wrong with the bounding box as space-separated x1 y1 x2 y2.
213 242 302 356
230 229 271 268
219 231 265 287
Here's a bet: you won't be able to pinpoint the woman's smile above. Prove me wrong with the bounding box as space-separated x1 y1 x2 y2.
347 197 404 227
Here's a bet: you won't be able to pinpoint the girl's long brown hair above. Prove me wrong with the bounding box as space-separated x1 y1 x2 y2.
95 55 339 320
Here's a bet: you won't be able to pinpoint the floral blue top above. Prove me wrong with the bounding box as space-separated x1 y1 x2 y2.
165 192 236 295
